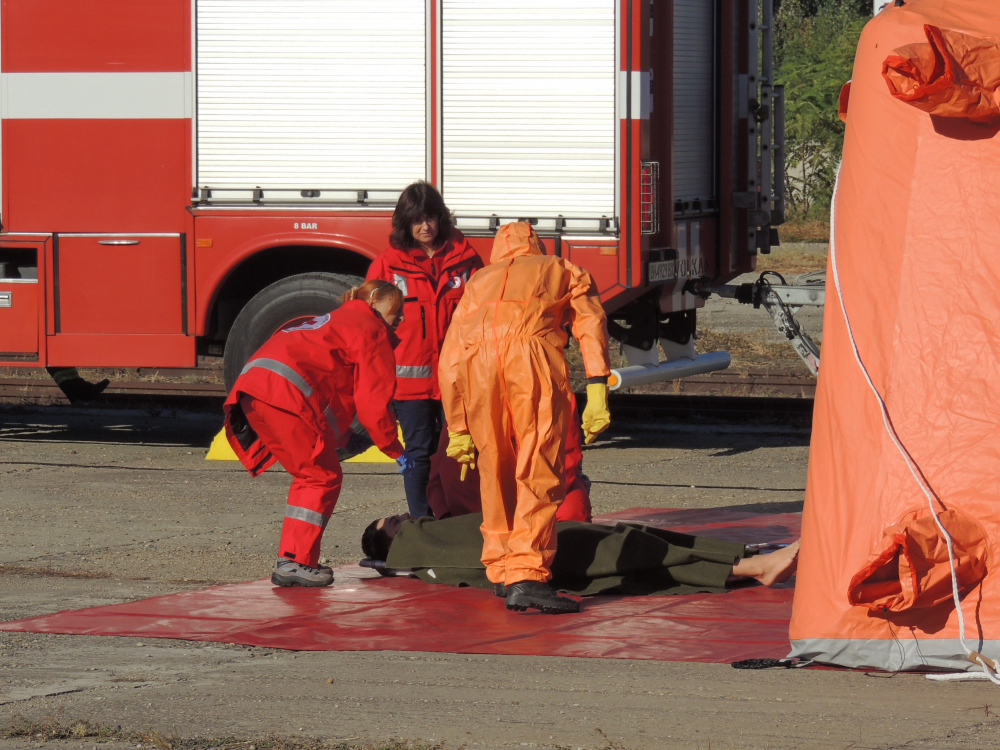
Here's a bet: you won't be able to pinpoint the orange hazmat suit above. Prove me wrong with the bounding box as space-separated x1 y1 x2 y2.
438 222 611 585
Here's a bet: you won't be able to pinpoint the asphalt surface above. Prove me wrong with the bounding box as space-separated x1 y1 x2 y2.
3 407 1000 749
5 247 998 749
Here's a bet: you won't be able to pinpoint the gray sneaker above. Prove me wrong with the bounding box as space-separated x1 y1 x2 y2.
271 557 334 587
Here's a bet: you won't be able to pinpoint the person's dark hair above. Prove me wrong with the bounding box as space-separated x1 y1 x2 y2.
390 181 454 251
361 518 392 562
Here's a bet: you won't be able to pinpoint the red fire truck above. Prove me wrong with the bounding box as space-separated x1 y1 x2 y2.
0 0 782 388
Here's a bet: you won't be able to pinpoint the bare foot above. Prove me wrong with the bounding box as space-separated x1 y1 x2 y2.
731 540 800 587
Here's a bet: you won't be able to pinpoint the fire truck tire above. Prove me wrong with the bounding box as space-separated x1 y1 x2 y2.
223 272 364 390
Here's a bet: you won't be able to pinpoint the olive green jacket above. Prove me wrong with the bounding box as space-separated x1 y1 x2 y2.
385 513 747 596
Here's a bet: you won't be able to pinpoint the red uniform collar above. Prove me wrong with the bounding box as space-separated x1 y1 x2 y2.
388 232 477 276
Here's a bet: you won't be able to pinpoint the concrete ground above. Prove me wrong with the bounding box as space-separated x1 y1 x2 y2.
3 406 1000 750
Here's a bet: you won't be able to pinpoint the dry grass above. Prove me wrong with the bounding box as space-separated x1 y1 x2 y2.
695 328 806 372
0 365 225 384
756 248 827 277
2 713 119 742
1 713 442 749
779 216 829 243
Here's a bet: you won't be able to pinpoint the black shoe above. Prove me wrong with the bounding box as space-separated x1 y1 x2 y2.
60 377 110 404
492 583 507 598
505 581 580 614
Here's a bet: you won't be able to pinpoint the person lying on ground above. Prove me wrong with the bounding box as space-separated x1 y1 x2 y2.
361 512 800 606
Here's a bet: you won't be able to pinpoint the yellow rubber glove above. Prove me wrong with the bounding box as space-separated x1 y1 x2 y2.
446 430 477 481
581 382 611 445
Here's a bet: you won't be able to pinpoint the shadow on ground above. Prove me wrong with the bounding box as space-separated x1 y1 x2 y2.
0 405 222 449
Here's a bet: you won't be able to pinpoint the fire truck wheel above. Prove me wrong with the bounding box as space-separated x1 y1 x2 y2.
223 272 364 390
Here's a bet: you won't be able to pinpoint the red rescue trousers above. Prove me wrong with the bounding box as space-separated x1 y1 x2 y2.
240 395 343 567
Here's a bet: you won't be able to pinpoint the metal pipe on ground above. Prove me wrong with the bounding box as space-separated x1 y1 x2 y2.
608 351 732 391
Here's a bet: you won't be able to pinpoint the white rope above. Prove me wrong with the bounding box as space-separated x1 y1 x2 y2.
828 166 1000 684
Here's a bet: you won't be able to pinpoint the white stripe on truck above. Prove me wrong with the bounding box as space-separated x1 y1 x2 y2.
0 72 192 119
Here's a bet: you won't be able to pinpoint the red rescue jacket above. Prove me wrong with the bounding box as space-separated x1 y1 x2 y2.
223 299 404 476
366 230 483 401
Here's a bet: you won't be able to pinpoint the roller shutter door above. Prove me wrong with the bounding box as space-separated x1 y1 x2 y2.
673 0 715 204
196 0 426 194
441 0 616 220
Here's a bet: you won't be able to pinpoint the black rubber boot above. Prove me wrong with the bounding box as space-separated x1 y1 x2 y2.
505 581 580 614
492 583 507 598
58 376 110 404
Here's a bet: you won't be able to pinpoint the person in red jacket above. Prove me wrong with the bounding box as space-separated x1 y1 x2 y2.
367 181 484 517
223 280 415 588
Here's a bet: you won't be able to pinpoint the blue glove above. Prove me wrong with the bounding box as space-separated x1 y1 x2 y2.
396 451 417 476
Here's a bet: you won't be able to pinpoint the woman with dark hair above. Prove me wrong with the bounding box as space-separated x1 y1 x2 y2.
367 181 484 517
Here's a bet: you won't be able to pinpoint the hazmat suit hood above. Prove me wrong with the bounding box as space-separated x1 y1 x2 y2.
490 222 545 264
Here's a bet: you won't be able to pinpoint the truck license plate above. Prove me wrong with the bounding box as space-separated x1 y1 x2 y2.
648 260 675 283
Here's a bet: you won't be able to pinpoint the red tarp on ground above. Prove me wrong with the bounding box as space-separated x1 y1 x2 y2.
0 508 800 663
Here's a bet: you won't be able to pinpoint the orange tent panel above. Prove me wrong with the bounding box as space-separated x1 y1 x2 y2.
789 0 1000 671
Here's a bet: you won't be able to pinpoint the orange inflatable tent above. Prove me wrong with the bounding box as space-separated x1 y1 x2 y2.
789 0 1000 672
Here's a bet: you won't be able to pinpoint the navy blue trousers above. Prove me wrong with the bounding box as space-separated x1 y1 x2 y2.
393 398 445 517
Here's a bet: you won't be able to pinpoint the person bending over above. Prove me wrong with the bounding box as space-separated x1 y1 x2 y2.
361 513 800 601
437 222 613 614
224 280 415 588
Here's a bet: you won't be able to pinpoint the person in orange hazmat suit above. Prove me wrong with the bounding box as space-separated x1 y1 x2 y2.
437 222 612 614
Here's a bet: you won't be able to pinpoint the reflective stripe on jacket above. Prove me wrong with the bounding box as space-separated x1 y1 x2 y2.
366 230 484 401
223 299 405 476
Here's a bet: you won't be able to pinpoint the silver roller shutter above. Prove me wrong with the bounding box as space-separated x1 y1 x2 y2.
196 0 426 195
441 0 616 220
673 0 715 204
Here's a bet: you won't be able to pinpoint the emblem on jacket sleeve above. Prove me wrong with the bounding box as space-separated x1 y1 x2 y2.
393 274 409 296
282 313 331 332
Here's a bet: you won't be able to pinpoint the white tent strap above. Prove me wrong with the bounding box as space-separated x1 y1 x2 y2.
828 166 1000 685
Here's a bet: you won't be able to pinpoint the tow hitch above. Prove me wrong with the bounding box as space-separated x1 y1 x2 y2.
696 271 825 376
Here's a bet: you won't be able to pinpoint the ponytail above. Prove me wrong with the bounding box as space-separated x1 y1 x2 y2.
343 279 404 314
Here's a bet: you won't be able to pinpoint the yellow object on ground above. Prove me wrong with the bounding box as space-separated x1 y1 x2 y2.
206 428 238 460
344 444 397 463
205 428 398 463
